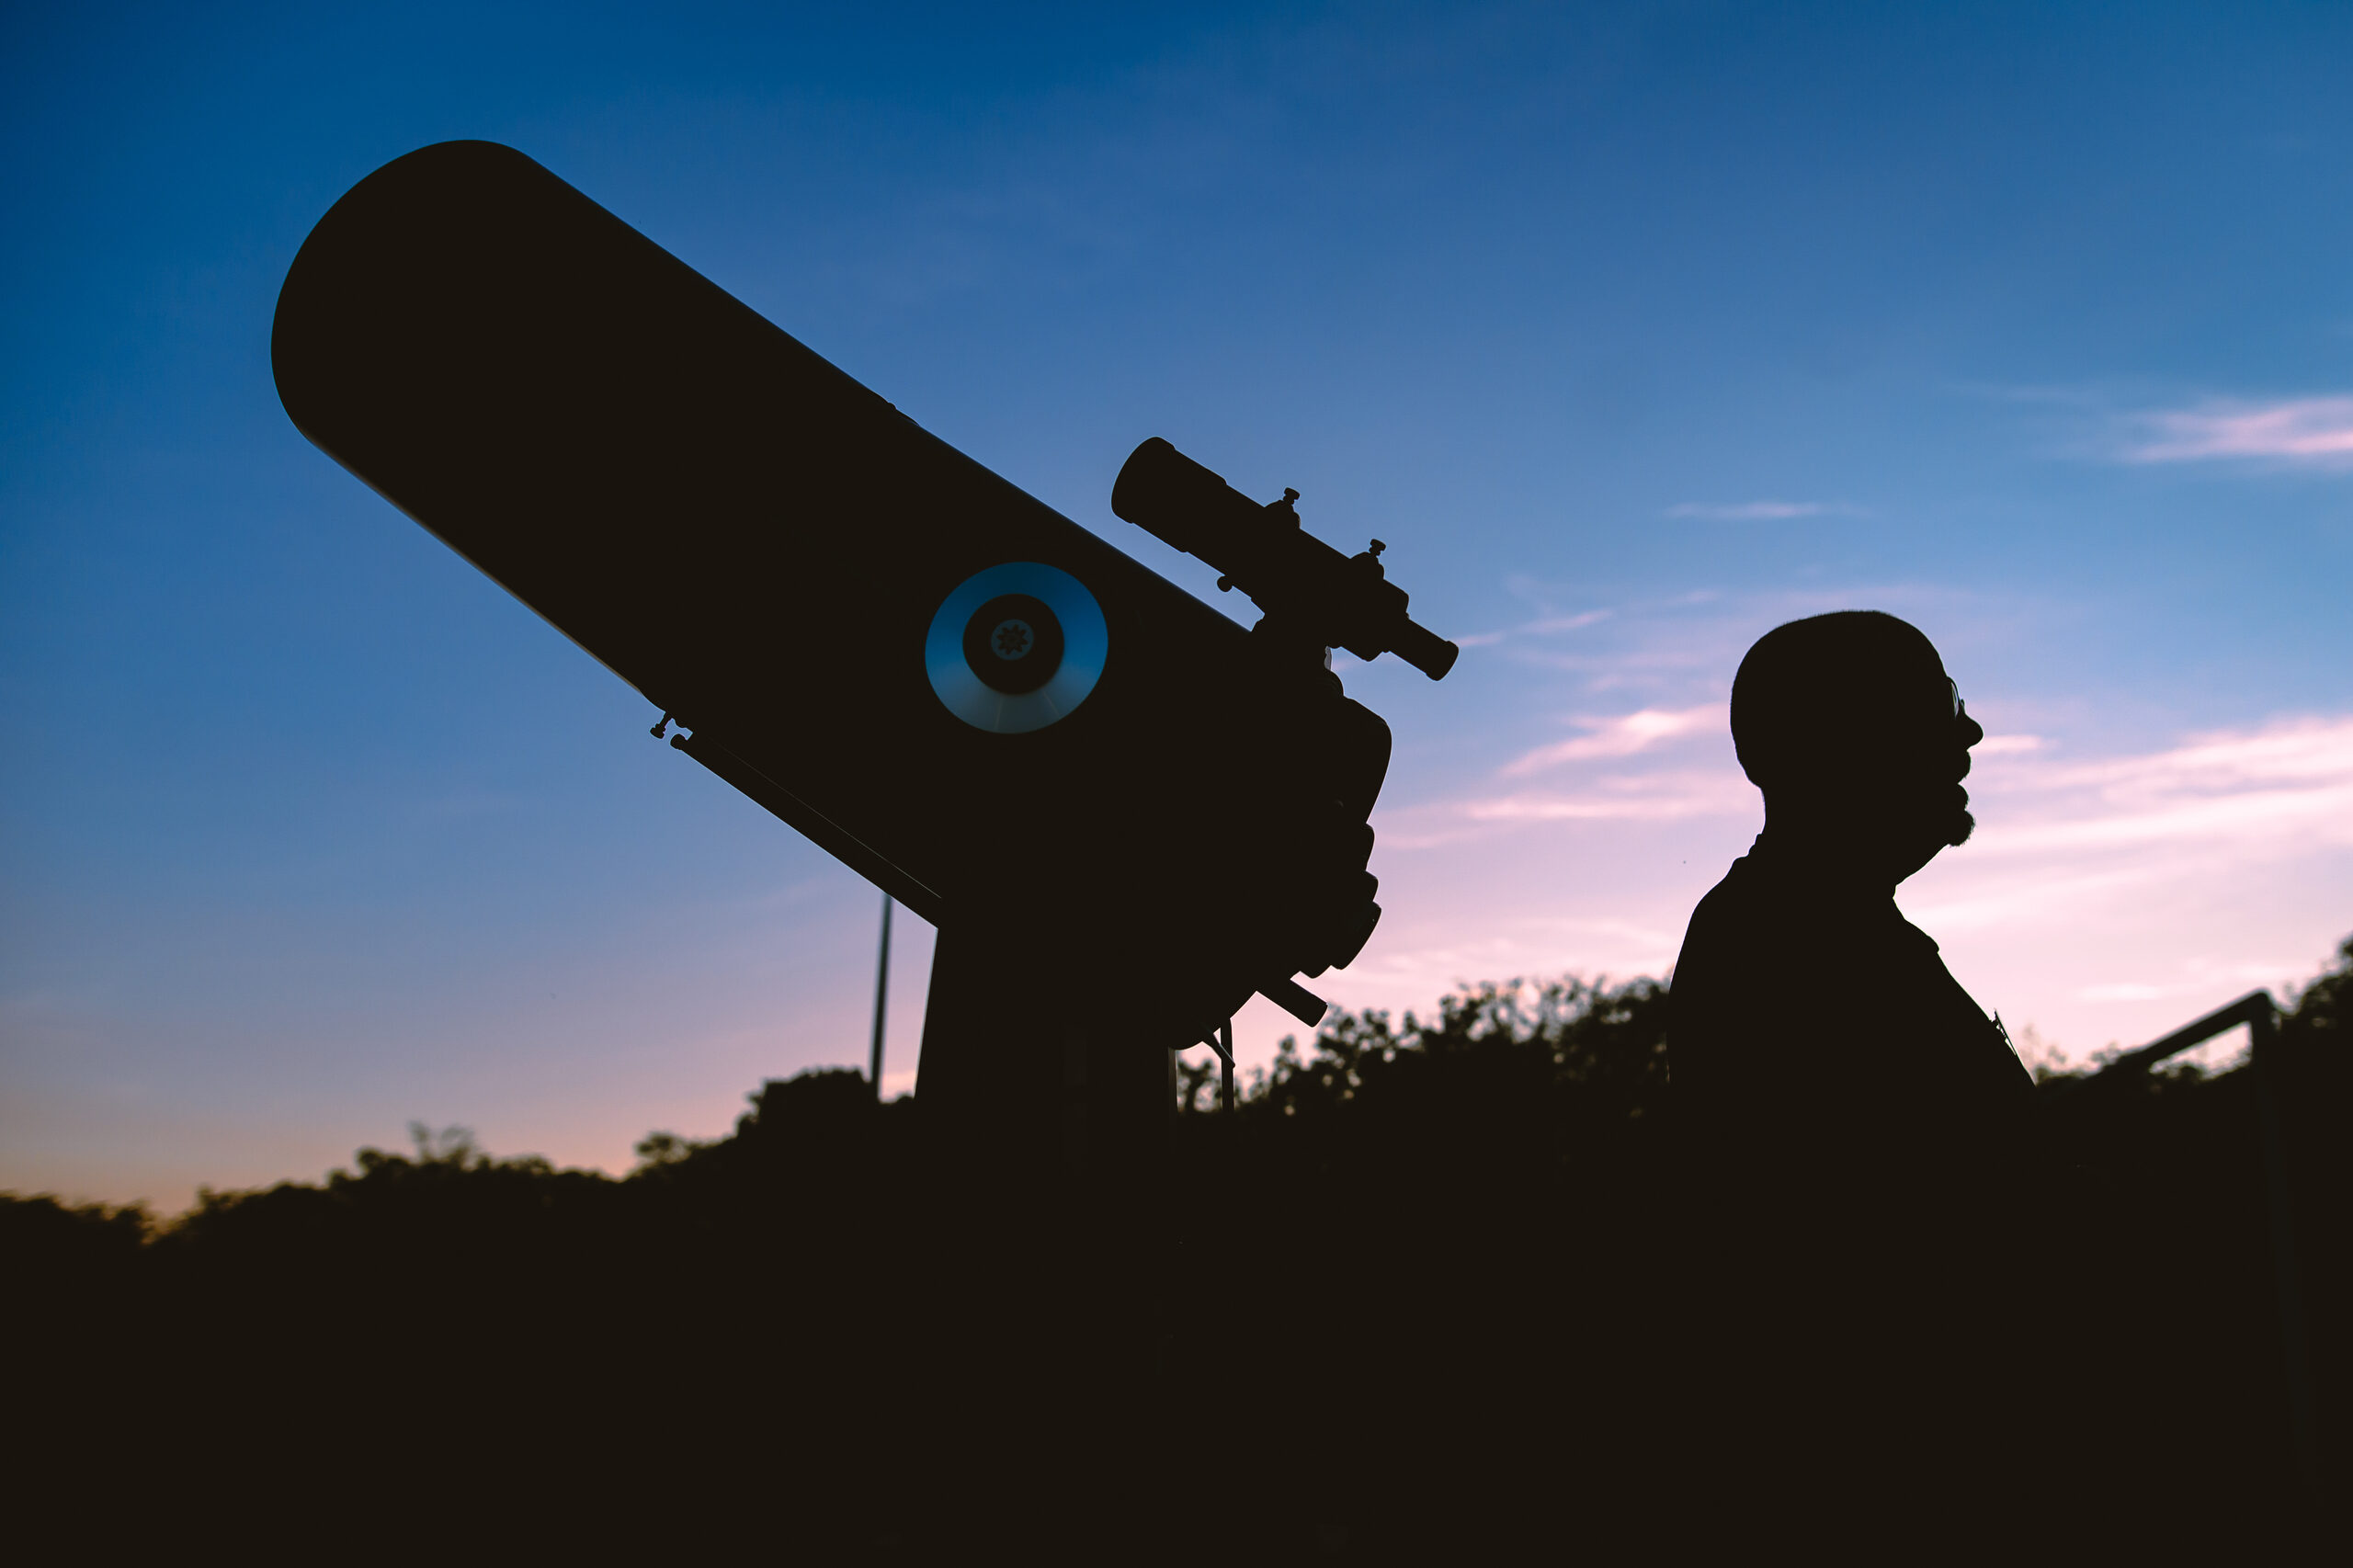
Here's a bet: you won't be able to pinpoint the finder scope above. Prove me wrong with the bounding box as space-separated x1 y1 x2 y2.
1112 437 1460 681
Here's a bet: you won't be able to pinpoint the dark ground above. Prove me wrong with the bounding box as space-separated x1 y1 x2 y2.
7 947 2345 1559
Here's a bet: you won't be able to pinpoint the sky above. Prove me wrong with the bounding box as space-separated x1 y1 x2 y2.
5 1 2349 1211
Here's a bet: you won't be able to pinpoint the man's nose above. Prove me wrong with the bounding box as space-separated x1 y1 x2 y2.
1954 709 1984 778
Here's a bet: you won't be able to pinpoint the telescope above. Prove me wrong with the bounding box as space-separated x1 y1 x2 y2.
269 141 1456 1178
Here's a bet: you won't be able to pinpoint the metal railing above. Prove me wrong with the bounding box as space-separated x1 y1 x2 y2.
2052 991 2320 1500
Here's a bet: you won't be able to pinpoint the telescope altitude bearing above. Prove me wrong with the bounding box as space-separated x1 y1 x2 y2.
925 562 1108 733
961 593 1063 695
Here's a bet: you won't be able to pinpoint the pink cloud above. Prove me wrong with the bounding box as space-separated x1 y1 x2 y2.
1450 607 1615 651
2123 396 2353 467
1665 501 1854 520
1965 716 2353 859
1904 713 2353 1053
1499 704 1724 777
1359 706 2352 1069
1461 771 1750 824
1521 609 1614 634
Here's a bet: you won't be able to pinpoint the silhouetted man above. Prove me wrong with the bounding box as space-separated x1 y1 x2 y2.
1672 610 2029 1185
1665 610 2036 1536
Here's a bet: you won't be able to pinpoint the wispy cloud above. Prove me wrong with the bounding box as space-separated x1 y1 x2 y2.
2076 983 2165 1003
1500 704 1722 777
1392 695 2353 907
1959 714 2353 861
1369 702 2351 1062
1522 609 1613 633
1458 770 1751 825
1980 382 2353 472
1360 567 2349 1061
2120 395 2353 468
1896 714 2353 1009
1336 918 1686 1006
1379 700 1743 848
1449 604 1615 653
1664 500 1857 520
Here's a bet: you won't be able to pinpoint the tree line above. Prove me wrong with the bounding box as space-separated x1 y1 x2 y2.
6 942 2345 1555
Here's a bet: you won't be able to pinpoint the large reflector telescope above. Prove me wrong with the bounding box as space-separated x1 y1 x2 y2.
272 141 1403 1038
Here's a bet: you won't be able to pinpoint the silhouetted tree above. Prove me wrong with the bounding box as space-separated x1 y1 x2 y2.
4 940 2344 1555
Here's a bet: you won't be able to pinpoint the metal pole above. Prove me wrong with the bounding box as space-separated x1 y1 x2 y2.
869 892 892 1100
1219 1019 1235 1113
2248 1004 2319 1501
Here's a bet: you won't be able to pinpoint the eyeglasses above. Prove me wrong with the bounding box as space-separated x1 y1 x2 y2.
1947 677 1984 746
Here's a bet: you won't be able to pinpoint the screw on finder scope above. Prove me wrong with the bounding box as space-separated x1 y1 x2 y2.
1369 540 1386 557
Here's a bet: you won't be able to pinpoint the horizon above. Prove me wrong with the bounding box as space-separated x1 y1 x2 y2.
5 2 2350 1211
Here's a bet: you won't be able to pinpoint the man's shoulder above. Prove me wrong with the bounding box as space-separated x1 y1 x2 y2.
1684 854 1761 935
1673 864 1742 979
1671 857 1795 1024
1679 854 1811 965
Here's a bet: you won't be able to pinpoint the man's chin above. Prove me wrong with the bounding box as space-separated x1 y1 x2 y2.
1946 810 1975 848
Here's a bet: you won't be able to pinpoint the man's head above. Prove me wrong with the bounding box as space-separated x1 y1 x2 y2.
1732 611 1984 882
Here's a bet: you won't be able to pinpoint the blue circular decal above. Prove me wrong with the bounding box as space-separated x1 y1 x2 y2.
926 562 1108 733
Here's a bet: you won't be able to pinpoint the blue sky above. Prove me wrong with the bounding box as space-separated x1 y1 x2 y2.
6 2 2350 1209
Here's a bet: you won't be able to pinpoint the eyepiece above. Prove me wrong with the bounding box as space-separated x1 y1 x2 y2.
1390 617 1461 681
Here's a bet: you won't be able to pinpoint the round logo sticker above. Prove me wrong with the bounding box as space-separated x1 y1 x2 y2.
925 562 1107 733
